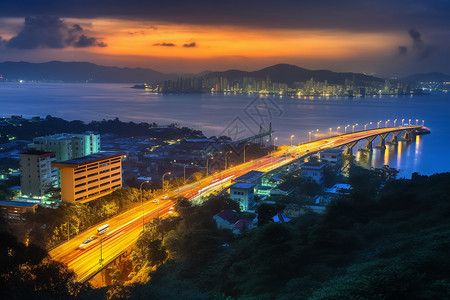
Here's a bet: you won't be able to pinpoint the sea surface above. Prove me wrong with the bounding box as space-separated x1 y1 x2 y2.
1 83 449 178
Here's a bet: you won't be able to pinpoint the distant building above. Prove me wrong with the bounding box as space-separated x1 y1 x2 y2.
29 132 101 161
52 152 124 203
0 200 38 221
229 182 255 211
300 161 326 184
28 132 101 185
20 150 58 197
318 148 343 165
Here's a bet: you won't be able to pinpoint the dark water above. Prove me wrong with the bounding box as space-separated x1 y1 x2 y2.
1 83 449 177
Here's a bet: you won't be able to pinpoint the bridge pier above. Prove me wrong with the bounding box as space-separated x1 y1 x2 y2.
387 131 402 145
402 129 414 142
364 136 377 151
344 141 358 155
376 133 390 149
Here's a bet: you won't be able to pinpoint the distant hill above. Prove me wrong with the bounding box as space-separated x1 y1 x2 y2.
0 61 176 83
403 72 450 83
205 63 384 85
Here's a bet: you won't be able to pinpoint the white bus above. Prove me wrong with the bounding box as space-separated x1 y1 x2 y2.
97 224 109 235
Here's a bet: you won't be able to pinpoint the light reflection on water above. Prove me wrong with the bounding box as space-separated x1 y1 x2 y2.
353 136 423 178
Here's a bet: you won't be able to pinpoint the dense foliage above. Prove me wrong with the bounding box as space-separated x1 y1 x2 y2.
0 115 203 140
120 168 450 299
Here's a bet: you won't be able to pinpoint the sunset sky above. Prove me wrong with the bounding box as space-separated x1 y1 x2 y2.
1 0 449 76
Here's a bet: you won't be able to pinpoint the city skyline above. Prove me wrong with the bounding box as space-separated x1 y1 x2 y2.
0 0 449 76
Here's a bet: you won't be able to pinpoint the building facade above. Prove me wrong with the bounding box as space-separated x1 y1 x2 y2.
20 150 58 197
52 152 124 203
318 149 343 165
300 162 326 184
230 182 255 211
0 200 38 221
29 132 101 161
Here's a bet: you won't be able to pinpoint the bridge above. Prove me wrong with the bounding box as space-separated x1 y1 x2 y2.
49 124 427 282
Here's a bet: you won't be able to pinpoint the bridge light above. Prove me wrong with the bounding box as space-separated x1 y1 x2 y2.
377 120 382 128
401 119 405 126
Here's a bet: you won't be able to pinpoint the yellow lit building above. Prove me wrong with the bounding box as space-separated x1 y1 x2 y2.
52 152 125 203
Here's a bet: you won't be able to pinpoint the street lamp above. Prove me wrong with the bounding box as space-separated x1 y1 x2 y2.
225 151 232 169
139 180 149 231
408 119 411 126
206 157 213 176
416 119 418 125
271 137 278 165
329 128 332 137
385 119 390 127
401 119 405 126
394 119 397 127
422 120 424 126
162 172 171 192
290 135 295 147
337 126 341 134
309 131 312 142
345 125 350 134
377 120 382 128
99 237 103 265
243 144 250 163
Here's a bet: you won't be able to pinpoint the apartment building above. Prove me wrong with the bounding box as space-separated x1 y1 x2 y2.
20 150 58 197
52 152 124 203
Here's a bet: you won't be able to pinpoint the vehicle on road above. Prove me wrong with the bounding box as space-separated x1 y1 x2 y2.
97 224 109 235
78 235 98 249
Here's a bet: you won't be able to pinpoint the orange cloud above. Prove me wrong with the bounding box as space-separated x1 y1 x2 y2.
69 18 402 61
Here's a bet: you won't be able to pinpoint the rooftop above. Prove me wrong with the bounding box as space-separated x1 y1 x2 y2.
214 209 239 223
34 132 98 140
52 151 125 168
230 182 256 190
301 161 326 170
234 170 264 183
319 148 344 154
0 200 38 208
20 149 56 158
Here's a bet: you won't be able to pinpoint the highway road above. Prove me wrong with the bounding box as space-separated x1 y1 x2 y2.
49 125 422 282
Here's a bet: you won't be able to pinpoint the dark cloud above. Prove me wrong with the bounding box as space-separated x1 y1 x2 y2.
74 35 107 47
407 28 434 59
397 46 407 56
408 28 424 49
1 0 449 32
153 43 176 47
183 42 197 48
5 16 107 49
